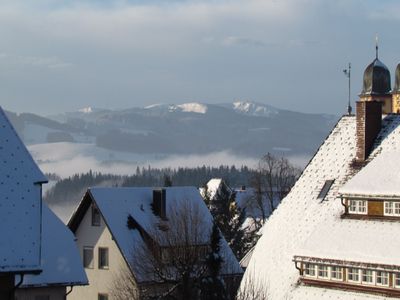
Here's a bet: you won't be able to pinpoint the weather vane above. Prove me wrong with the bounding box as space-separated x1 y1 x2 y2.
343 63 352 115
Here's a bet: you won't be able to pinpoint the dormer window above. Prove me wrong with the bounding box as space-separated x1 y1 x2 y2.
384 201 400 216
349 200 367 214
92 206 101 226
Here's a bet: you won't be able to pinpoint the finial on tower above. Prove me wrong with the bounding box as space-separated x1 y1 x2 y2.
375 33 379 59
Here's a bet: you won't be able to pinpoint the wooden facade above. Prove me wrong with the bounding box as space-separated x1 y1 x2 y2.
294 257 400 298
342 198 400 220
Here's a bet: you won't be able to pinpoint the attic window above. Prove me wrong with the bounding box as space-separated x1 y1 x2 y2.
92 206 101 226
317 180 335 201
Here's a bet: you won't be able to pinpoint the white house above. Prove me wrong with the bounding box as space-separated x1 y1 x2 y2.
67 186 243 300
241 50 400 299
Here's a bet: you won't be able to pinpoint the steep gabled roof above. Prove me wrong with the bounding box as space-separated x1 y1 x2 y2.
339 151 400 198
242 115 400 299
20 204 88 288
0 107 47 273
69 186 243 283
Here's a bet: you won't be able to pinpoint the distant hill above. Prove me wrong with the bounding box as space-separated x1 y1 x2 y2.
7 101 337 159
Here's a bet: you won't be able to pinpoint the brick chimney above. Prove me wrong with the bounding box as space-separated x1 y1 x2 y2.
355 100 382 162
152 189 167 220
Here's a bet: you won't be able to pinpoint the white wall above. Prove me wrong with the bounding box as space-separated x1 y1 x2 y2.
16 286 66 300
68 202 135 300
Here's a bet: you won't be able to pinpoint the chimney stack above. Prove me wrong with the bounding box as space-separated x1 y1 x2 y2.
355 100 382 162
152 189 167 220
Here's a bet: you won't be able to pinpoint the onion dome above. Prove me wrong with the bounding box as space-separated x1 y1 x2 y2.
360 57 391 96
393 63 400 94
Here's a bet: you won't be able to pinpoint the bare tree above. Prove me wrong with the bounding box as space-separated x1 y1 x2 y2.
111 199 233 300
249 153 301 228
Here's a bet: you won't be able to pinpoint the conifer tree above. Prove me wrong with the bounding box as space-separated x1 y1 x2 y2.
211 182 249 259
200 221 227 300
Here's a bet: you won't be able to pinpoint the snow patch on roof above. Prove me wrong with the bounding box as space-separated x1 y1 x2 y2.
0 106 47 273
21 204 88 287
339 151 400 197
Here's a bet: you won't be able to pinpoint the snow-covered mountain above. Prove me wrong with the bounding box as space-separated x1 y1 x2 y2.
6 101 337 162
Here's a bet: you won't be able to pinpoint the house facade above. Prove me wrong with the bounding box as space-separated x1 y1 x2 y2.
68 186 243 300
241 48 400 299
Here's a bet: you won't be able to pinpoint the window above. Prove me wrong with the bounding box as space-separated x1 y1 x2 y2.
98 294 108 300
348 268 360 282
318 265 328 279
304 263 316 277
99 247 109 269
394 273 400 288
376 271 389 286
384 201 400 216
92 205 101 226
317 180 335 201
83 247 94 269
349 200 367 214
362 269 374 284
330 266 343 280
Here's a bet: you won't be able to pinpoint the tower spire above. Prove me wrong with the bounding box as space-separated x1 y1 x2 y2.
375 34 379 59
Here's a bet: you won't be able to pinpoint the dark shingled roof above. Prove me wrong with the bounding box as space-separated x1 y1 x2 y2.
360 58 391 96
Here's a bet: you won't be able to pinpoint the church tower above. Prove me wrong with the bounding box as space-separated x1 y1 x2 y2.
392 63 400 113
359 44 392 114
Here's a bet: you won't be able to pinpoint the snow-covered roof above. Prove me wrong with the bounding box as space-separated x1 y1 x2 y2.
20 204 88 287
69 186 243 283
339 151 400 198
200 178 224 199
242 115 400 299
0 107 47 273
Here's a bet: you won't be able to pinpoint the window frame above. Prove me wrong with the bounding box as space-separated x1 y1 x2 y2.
348 199 368 215
83 246 94 269
92 205 101 226
317 265 329 279
347 268 360 283
304 263 316 277
98 247 109 269
98 293 108 300
384 201 400 216
376 271 389 286
330 266 343 281
361 269 374 285
394 273 400 288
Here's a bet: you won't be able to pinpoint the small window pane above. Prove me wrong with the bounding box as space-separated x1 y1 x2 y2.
304 263 316 277
92 206 101 226
394 273 400 288
98 294 108 300
99 247 109 269
348 268 360 282
376 271 388 286
362 269 374 284
318 265 328 278
317 180 335 201
83 247 94 269
331 266 342 280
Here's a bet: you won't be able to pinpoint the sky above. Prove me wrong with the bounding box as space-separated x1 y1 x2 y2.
1 0 400 115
